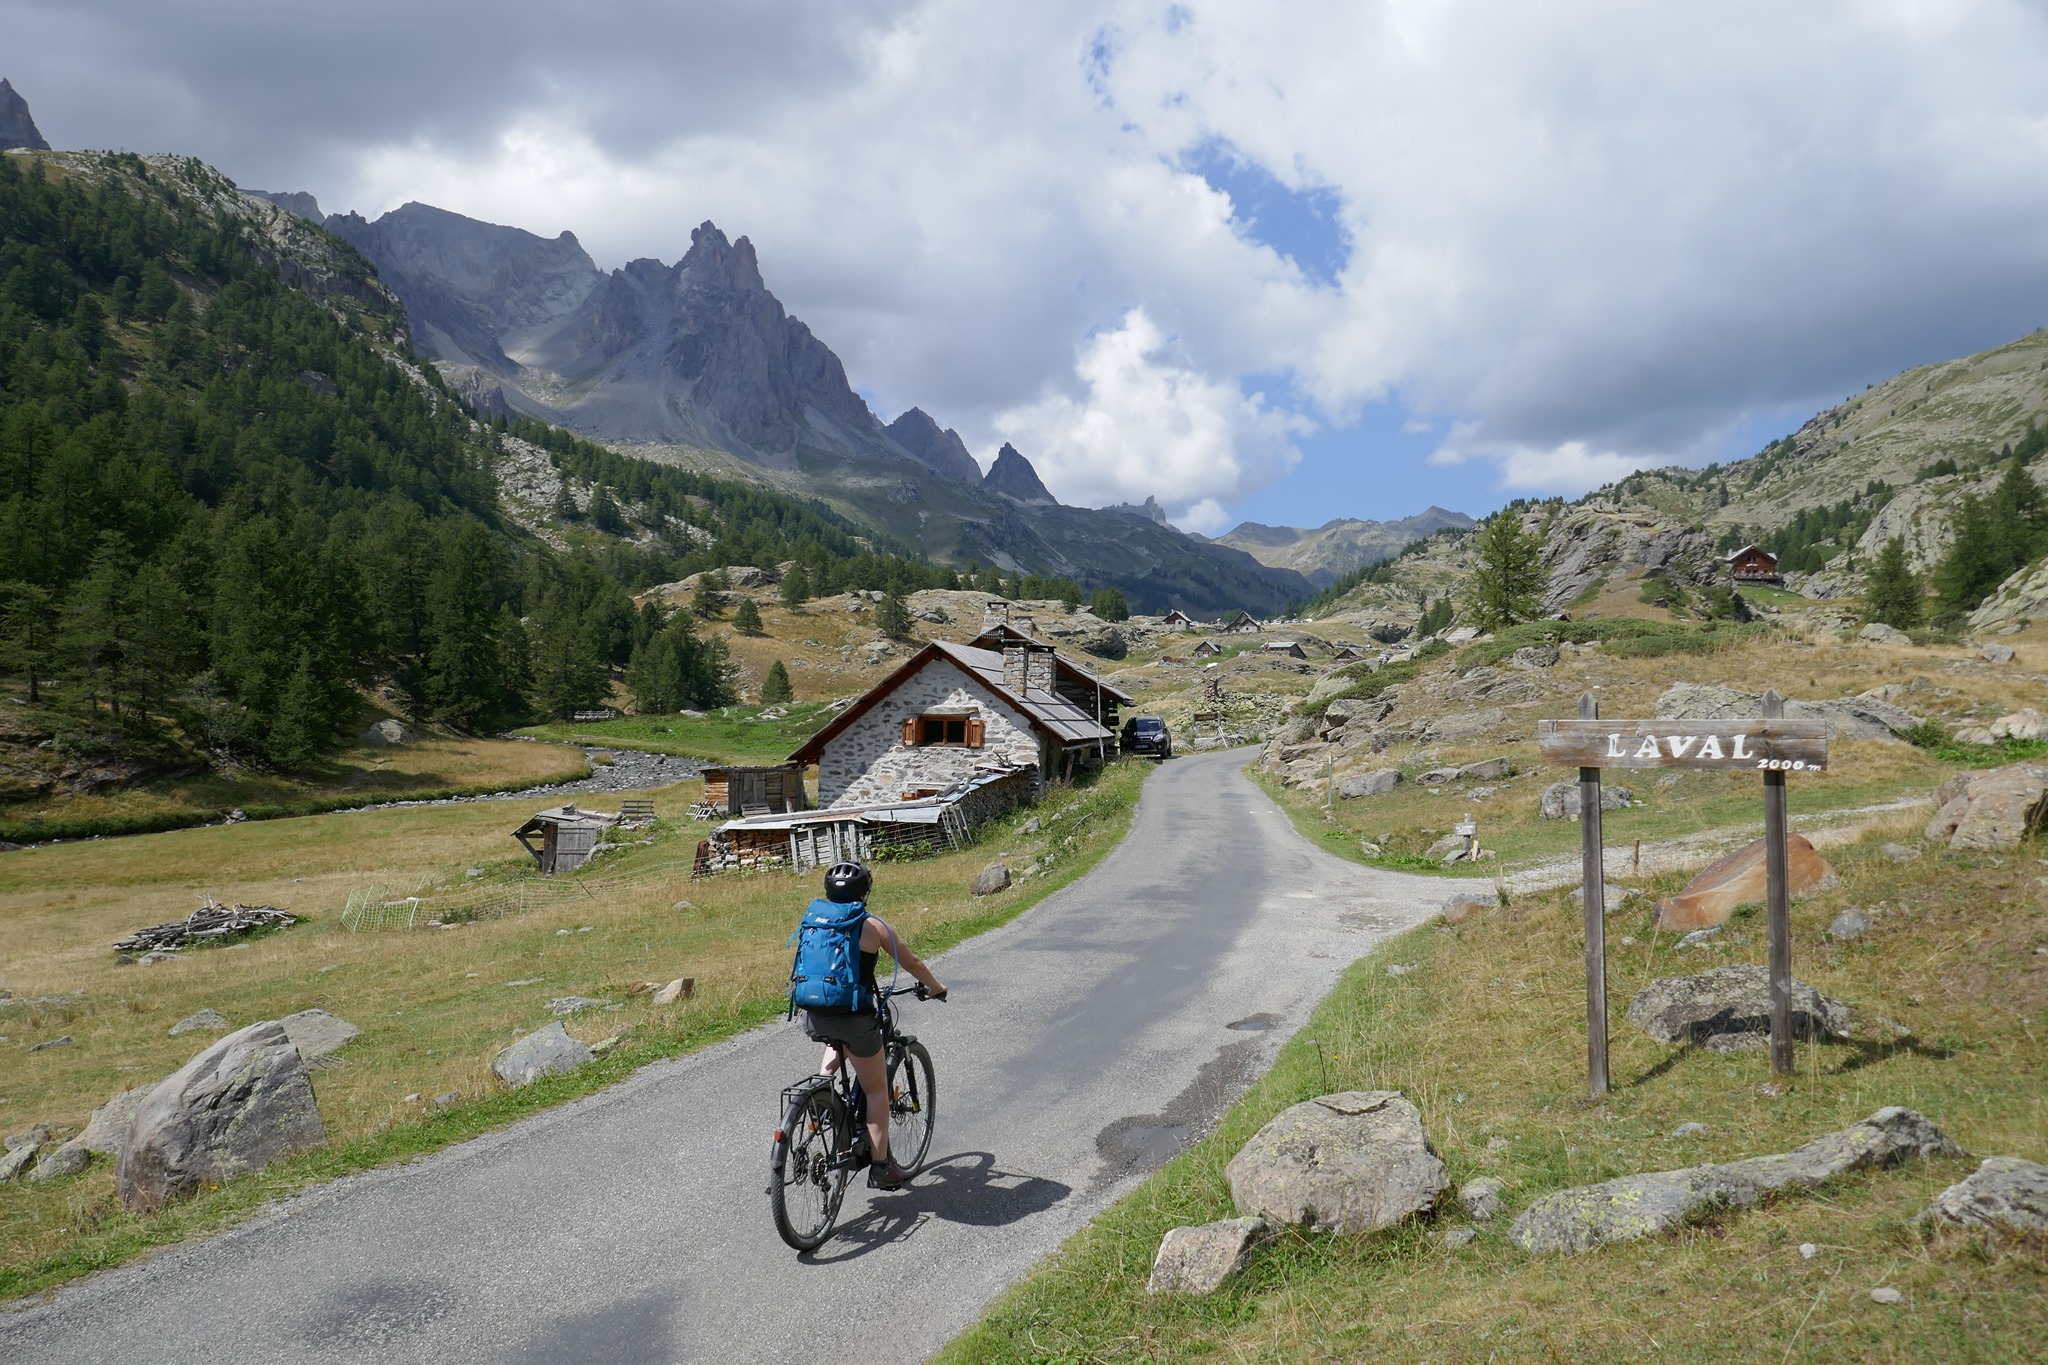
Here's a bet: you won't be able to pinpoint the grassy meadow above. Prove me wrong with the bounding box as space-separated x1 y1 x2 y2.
512 702 835 766
0 759 1148 1299
942 809 2048 1364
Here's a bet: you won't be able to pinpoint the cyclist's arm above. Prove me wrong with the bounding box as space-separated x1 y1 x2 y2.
864 916 946 997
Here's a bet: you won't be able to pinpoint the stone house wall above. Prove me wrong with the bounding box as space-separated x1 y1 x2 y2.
817 658 1044 808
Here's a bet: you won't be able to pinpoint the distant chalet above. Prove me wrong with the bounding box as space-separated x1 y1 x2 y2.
1223 610 1262 634
1724 544 1783 586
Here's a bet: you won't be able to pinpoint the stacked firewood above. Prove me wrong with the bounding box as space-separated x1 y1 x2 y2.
113 897 300 953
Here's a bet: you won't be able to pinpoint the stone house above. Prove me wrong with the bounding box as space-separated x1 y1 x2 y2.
1262 640 1308 660
1160 608 1200 629
1223 610 1262 634
790 636 1124 809
1190 638 1223 658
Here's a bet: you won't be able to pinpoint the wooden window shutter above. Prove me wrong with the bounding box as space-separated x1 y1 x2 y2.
901 717 918 746
965 717 985 748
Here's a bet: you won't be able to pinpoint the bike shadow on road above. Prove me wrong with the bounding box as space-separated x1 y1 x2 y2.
801 1151 1071 1264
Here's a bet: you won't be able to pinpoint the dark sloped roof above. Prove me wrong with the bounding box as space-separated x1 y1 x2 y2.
789 640 1115 764
968 623 1136 704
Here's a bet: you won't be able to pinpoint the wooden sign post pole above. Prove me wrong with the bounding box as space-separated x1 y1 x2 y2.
1761 690 1794 1077
1578 692 1609 1097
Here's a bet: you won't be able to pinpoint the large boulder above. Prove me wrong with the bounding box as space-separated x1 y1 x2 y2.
280 1008 360 1060
1146 1216 1271 1295
1625 963 1848 1048
79 1083 157 1155
116 1020 327 1212
1323 697 1393 729
1858 622 1911 646
1651 833 1836 931
970 862 1013 896
29 1140 91 1181
1226 1091 1448 1234
1919 1157 2048 1237
0 1142 37 1182
1989 708 2047 741
1510 1107 1961 1253
358 718 415 747
1336 768 1402 799
1539 781 1634 820
1922 762 2048 852
491 1022 594 1087
1655 683 1921 742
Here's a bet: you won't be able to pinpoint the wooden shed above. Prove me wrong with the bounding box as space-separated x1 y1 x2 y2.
701 764 808 817
511 804 613 875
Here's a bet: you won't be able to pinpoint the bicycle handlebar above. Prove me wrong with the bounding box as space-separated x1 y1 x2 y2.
888 984 947 1002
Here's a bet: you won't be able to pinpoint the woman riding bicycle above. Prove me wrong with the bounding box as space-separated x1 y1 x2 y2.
799 861 947 1190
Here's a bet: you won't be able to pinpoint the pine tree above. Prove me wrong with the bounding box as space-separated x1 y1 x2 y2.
588 483 624 534
266 652 326 769
1089 586 1130 621
779 565 811 611
732 598 765 636
875 590 913 639
1059 580 1082 612
1465 513 1547 629
1864 535 1923 629
0 582 54 703
691 574 723 619
552 473 581 523
760 659 794 704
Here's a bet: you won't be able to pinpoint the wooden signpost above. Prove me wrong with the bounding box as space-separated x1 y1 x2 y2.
1537 691 1828 1094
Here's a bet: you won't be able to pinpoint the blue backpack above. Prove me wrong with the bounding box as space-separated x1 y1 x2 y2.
787 899 871 1015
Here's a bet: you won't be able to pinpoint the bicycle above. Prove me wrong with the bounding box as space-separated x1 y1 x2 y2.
769 983 939 1251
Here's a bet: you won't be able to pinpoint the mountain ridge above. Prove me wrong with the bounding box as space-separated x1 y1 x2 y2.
1216 506 1477 586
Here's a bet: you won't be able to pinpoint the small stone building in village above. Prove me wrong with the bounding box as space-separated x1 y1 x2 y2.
1261 640 1308 660
1223 610 1262 634
1190 638 1223 658
1160 608 1200 629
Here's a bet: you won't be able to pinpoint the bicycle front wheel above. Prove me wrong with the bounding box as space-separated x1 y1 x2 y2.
771 1083 847 1251
887 1041 937 1173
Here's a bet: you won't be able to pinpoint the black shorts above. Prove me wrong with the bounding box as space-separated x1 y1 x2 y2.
802 1008 883 1059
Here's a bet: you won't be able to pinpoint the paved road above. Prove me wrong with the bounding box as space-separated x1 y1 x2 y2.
3 748 1444 1364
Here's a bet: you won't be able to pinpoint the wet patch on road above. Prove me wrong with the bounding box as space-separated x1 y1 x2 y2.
1092 1038 1262 1189
1225 1012 1280 1032
295 1278 456 1350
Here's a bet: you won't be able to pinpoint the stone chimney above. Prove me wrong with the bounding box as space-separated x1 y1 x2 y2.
983 600 1010 632
1002 642 1028 693
1025 645 1055 698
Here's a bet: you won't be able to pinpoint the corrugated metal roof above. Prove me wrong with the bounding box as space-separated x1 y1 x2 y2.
718 766 1028 832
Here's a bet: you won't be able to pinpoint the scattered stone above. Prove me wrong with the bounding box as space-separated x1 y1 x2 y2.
79 1084 156 1156
1459 1177 1504 1222
1990 708 2048 741
1459 757 1512 781
590 1035 622 1056
28 1035 73 1052
1625 964 1849 1048
1435 1226 1478 1249
137 950 180 965
651 977 695 1006
1145 1216 1272 1295
1828 908 1873 940
1509 644 1561 669
1880 842 1922 863
622 981 662 996
1979 643 2016 665
6 1123 52 1151
1425 833 1465 858
433 1091 459 1106
1870 1287 1904 1305
1509 1107 1962 1253
1918 1156 2048 1237
671 899 696 912
545 997 606 1017
505 977 544 987
492 1022 593 1088
1923 761 2048 851
1336 768 1402 800
1386 963 1417 977
29 1139 90 1181
0 1142 36 1182
1569 883 1638 910
1226 1091 1449 1234
1442 890 1491 926
970 862 1012 896
1799 1242 1818 1259
116 1021 327 1212
1652 833 1836 932
1671 1122 1710 1139
1858 622 1911 646
279 1008 360 1061
402 1093 422 1104
1539 781 1634 820
1417 767 1464 787
358 718 415 746
169 1009 229 1036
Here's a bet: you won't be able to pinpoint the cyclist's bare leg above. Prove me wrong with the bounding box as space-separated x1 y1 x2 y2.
846 1046 890 1163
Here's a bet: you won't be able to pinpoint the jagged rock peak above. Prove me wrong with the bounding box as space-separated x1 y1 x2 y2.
0 78 51 153
251 190 324 222
985 443 1058 505
1105 495 1171 526
885 408 984 483
680 221 764 292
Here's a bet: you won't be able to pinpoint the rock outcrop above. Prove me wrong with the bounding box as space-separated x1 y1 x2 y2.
1922 762 2048 852
1919 1157 2048 1237
491 1022 594 1087
884 408 985 483
1226 1091 1448 1234
1656 683 1921 742
1539 781 1634 820
1652 833 1836 931
1510 1107 1963 1253
1625 964 1849 1049
116 1021 327 1211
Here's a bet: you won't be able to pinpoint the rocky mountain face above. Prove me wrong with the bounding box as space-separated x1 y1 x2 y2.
1103 496 1172 526
984 443 1057 504
883 407 983 482
0 79 51 153
1218 507 1476 586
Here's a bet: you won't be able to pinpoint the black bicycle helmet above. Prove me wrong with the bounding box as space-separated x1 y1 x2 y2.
823 861 872 904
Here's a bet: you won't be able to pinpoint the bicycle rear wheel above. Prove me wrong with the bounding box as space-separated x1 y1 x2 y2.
771 1083 847 1251
886 1040 937 1173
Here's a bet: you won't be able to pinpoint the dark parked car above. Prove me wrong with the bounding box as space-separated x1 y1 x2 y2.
1122 715 1172 759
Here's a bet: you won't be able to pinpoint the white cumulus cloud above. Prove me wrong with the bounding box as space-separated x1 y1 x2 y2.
992 309 1307 531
